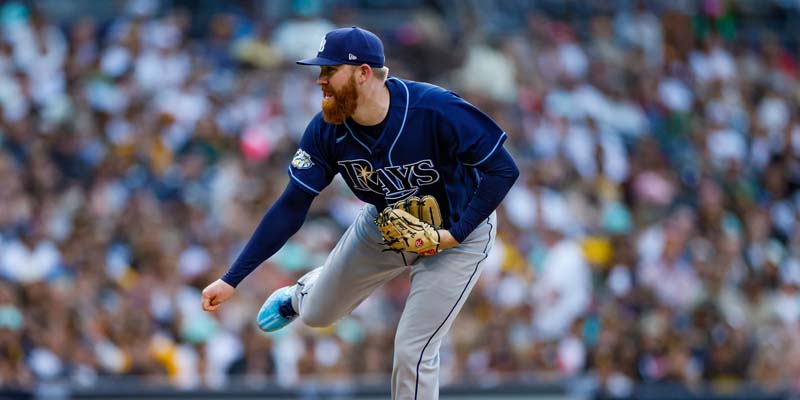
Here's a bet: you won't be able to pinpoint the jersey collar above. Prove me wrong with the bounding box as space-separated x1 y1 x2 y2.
342 77 410 165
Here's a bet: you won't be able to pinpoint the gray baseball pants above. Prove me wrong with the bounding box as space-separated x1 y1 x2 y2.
290 205 496 399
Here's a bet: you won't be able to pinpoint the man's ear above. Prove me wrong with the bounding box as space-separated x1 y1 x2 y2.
358 64 372 84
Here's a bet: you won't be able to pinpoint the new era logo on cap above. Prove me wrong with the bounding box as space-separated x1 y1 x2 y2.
296 26 384 68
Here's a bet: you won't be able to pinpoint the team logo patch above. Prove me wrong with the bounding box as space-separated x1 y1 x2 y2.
291 149 314 169
318 37 326 52
415 239 423 248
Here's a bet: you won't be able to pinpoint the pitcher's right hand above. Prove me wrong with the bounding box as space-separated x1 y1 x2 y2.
202 279 235 312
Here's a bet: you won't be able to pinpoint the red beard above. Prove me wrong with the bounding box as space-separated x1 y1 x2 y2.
321 73 358 125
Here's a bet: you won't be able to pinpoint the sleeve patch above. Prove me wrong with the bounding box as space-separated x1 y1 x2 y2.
291 149 314 169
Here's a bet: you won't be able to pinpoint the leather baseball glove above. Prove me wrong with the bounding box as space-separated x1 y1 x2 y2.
392 195 443 228
375 208 440 255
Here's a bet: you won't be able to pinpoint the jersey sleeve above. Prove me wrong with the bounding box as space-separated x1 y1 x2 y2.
288 116 337 195
438 92 507 167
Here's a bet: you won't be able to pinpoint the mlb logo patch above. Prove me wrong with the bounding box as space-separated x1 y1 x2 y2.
291 149 314 169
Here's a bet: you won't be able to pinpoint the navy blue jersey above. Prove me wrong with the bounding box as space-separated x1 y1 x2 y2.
288 78 507 230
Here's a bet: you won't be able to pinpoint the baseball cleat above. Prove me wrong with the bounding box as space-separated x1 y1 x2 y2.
256 285 298 332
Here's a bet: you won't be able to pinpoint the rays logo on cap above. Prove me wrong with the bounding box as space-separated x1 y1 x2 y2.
318 37 326 52
291 149 314 169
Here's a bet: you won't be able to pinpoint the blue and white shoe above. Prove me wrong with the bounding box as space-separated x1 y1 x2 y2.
256 285 299 332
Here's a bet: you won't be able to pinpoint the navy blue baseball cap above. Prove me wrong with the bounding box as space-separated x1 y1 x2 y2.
296 26 385 68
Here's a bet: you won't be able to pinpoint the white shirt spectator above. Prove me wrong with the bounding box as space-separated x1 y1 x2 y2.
134 48 191 92
598 127 630 183
154 86 211 128
177 245 212 279
757 94 789 134
505 185 576 235
771 289 800 328
504 184 538 230
658 77 693 113
28 347 63 379
7 22 67 107
615 8 663 66
756 94 790 139
0 237 61 283
495 273 529 309
7 22 67 75
690 46 736 84
571 84 609 122
529 115 564 160
0 74 30 121
563 119 629 183
704 87 747 130
86 79 130 115
545 88 583 120
204 330 243 388
455 43 517 103
564 121 595 178
707 127 746 168
100 45 133 77
708 46 737 82
272 18 335 62
141 18 182 51
558 41 588 79
531 238 591 339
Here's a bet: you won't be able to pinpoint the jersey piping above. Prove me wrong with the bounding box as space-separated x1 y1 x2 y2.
463 132 507 167
342 121 372 154
387 77 411 167
288 167 322 194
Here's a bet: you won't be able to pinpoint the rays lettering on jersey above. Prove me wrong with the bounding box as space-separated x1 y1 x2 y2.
338 159 440 200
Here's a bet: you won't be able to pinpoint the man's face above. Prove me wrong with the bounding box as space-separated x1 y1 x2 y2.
319 65 358 125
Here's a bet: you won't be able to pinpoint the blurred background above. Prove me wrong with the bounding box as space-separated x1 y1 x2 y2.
1 0 800 399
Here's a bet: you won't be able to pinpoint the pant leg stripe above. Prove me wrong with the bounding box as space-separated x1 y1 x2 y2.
413 219 493 399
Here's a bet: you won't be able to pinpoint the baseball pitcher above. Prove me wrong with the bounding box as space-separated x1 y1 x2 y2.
201 26 519 399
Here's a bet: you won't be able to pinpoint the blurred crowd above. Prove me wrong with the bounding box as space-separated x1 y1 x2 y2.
1 0 800 397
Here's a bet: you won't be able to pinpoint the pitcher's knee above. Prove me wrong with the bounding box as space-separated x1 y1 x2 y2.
393 346 421 373
300 309 336 328
396 345 442 377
